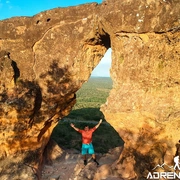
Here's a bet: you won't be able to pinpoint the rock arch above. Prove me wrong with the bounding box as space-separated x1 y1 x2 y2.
0 0 179 179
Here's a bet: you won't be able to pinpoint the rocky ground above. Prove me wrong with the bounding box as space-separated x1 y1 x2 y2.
42 148 123 180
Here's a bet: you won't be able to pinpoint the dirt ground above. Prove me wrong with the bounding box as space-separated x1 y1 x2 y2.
42 148 123 180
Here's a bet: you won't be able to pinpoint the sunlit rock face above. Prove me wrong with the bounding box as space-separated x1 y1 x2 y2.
100 0 180 179
0 0 179 179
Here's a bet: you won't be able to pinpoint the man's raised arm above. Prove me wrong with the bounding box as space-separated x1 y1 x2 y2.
70 123 79 131
95 119 102 129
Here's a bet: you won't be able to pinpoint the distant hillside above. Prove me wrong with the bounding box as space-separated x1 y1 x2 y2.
66 77 112 121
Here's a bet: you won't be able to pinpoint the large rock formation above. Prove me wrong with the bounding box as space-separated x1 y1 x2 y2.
0 0 179 179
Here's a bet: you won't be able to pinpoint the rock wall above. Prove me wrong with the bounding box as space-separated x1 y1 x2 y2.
0 0 179 179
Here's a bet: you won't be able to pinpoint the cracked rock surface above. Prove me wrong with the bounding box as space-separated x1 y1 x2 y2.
0 0 179 179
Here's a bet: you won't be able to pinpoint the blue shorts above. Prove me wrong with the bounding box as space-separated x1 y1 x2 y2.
81 143 95 155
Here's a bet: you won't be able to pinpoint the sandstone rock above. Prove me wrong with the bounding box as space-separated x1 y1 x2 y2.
0 0 179 179
43 138 64 165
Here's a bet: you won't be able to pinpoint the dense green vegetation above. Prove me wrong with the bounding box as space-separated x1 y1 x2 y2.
52 121 123 153
51 77 124 153
67 77 113 121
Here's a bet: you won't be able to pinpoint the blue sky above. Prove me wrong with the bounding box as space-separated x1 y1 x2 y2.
0 0 102 20
0 0 111 77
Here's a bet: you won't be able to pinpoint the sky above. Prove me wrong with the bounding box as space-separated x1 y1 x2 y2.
91 49 111 77
0 0 111 77
0 0 103 20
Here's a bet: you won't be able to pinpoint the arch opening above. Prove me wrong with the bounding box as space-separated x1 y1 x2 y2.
51 48 124 154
